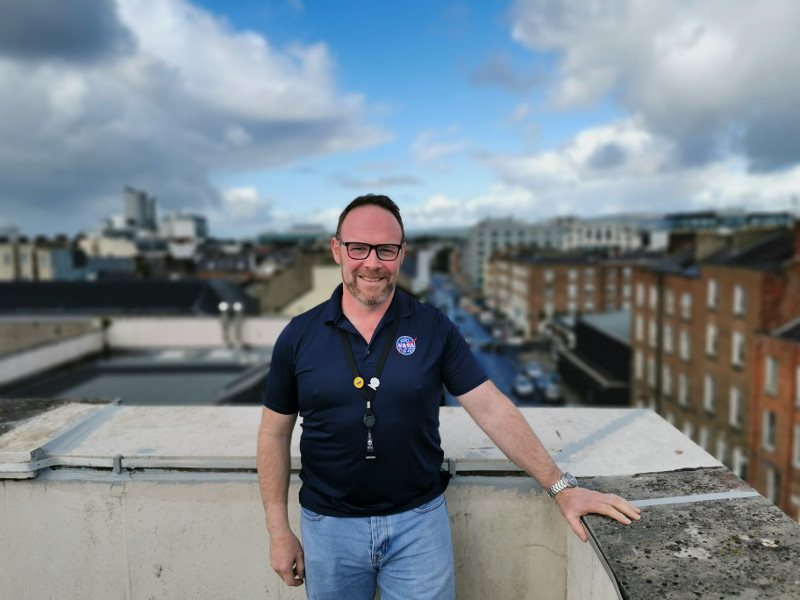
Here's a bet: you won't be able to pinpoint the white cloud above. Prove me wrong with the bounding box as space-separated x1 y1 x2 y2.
0 0 389 235
455 0 800 222
402 186 544 230
509 101 532 124
412 128 471 164
480 118 800 220
511 0 800 171
221 187 271 220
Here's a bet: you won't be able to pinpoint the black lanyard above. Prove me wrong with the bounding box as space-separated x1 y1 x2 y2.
337 298 402 460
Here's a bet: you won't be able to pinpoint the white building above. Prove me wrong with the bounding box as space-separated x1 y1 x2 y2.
160 212 209 240
464 216 649 288
125 186 157 231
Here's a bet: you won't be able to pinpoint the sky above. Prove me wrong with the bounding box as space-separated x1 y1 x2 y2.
2 0 800 239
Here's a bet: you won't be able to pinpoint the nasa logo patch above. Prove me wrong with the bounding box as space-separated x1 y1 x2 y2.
395 335 417 356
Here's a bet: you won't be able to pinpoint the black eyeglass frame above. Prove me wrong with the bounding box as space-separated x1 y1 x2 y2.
338 240 403 261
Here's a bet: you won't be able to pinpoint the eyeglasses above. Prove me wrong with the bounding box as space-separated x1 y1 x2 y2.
338 240 403 261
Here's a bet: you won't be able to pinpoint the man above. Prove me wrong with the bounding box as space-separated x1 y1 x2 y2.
257 194 641 599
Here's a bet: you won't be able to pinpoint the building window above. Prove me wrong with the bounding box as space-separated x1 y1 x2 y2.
648 319 657 348
635 314 644 341
623 267 632 279
647 356 656 387
793 424 800 469
766 467 780 505
622 284 631 299
680 330 691 361
585 268 595 280
665 289 675 315
681 292 692 320
705 324 718 357
683 422 694 442
703 374 715 413
729 386 742 429
544 269 554 283
678 373 689 407
568 269 577 281
568 284 577 299
765 356 778 396
634 349 644 380
707 278 719 309
584 300 594 312
663 324 674 354
699 427 709 451
716 437 727 465
763 410 776 451
796 366 800 407
649 285 659 310
731 331 745 367
733 448 747 480
636 283 644 307
662 366 672 396
733 284 746 317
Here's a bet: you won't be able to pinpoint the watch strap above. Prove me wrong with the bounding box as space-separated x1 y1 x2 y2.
547 473 575 498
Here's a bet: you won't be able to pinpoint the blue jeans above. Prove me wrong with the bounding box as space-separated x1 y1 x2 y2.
300 492 455 600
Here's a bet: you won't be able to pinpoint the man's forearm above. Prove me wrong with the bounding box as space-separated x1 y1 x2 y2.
256 409 296 536
459 381 562 488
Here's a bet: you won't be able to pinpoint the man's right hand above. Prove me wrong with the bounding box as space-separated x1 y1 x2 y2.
270 529 305 587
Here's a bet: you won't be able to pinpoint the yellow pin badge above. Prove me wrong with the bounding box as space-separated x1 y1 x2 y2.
353 377 364 389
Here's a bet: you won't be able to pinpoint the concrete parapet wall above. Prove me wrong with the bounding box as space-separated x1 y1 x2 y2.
0 469 621 600
1 472 606 600
0 319 98 358
0 331 104 387
105 316 290 349
1 404 798 599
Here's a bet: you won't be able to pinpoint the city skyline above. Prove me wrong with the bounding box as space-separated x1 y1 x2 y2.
2 0 800 238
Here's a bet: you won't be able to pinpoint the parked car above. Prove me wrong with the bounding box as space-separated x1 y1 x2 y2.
542 380 562 402
513 374 535 398
523 361 543 380
534 372 562 403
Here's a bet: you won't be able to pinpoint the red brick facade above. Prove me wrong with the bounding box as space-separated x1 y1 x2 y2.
634 222 800 519
485 254 638 336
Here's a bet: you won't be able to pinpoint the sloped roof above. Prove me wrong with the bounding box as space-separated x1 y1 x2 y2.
707 231 794 270
579 311 631 344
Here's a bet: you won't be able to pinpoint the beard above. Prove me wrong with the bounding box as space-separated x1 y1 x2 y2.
343 266 396 306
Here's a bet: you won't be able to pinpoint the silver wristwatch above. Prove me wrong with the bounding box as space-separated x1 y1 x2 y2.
547 472 578 498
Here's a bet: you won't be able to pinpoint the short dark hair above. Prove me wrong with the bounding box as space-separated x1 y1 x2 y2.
335 194 405 243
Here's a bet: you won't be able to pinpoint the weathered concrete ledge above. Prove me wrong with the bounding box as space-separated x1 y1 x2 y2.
583 469 800 599
1 401 799 599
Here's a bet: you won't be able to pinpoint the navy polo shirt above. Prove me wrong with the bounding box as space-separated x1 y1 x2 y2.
263 285 488 517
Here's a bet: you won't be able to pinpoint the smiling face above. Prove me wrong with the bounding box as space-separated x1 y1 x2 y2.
332 204 405 308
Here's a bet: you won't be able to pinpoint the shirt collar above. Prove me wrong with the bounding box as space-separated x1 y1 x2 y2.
323 283 409 327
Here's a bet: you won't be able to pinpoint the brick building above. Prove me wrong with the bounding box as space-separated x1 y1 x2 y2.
749 232 800 519
631 220 800 518
485 251 652 338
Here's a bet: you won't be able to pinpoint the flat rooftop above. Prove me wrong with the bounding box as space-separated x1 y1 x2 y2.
1 347 271 406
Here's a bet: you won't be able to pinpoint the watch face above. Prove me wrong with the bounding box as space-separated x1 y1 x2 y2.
565 472 578 487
